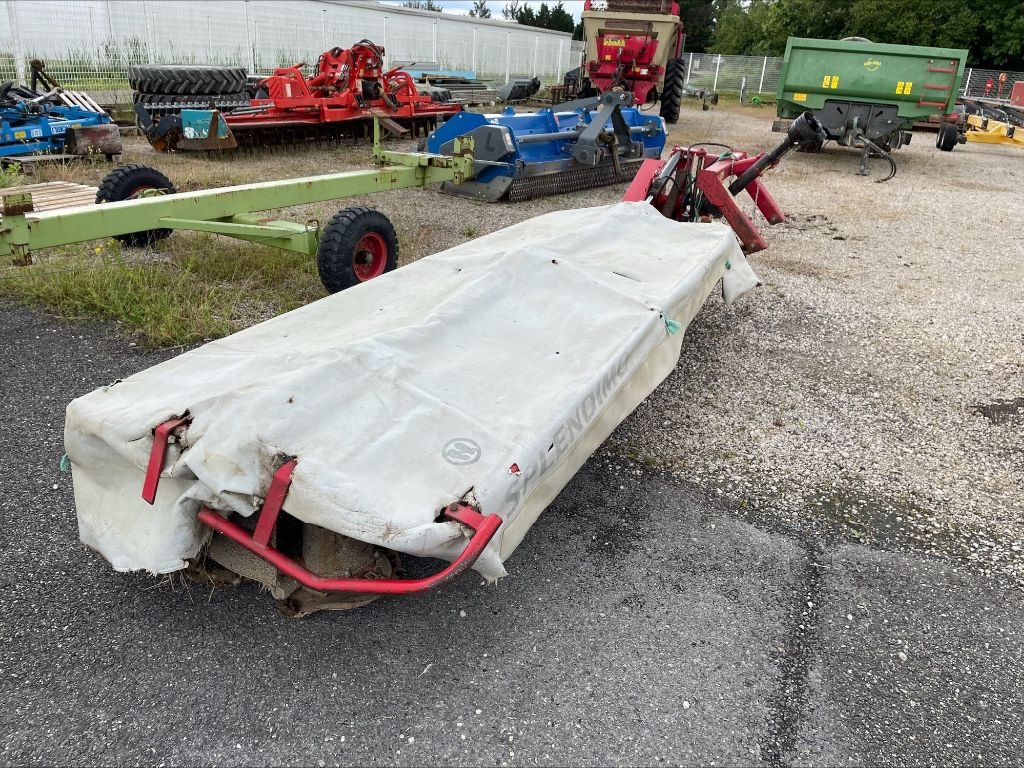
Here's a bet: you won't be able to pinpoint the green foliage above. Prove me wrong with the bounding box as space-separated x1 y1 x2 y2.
847 0 977 49
0 237 324 347
679 0 715 53
502 1 574 34
402 0 444 10
468 0 492 18
0 164 23 189
708 0 1024 68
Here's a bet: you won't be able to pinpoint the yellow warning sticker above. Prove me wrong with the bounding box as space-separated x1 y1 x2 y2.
14 130 25 139
903 81 912 94
896 81 905 94
794 93 807 102
831 75 839 89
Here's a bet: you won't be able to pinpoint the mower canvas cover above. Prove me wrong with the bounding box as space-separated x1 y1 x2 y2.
65 202 758 590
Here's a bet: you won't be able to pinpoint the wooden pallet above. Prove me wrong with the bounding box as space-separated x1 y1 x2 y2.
0 181 98 215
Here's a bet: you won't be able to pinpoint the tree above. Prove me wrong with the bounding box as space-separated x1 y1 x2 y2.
847 0 977 50
503 1 575 34
678 0 715 53
970 0 1024 70
549 2 576 35
711 0 777 56
402 0 444 10
468 0 492 18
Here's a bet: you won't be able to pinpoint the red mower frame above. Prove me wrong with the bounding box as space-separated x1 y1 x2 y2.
143 418 503 597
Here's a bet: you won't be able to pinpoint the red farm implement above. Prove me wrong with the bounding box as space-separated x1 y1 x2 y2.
580 0 686 123
624 112 824 252
137 40 462 152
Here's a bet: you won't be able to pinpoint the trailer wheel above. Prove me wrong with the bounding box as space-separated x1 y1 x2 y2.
95 165 177 247
936 122 959 152
659 58 685 125
317 207 398 294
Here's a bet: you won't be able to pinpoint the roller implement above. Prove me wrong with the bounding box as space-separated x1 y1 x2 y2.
426 91 667 202
136 41 461 152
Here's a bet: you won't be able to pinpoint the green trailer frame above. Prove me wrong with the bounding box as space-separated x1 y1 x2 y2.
776 37 968 122
0 121 474 266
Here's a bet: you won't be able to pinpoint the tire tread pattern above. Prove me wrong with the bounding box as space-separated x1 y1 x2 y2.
659 58 685 124
96 164 177 247
128 65 247 96
316 207 398 294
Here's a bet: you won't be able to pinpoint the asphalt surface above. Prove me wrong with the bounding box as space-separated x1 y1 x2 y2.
1 301 1022 767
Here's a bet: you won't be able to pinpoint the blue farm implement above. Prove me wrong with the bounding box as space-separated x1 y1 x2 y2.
424 91 666 202
0 84 122 160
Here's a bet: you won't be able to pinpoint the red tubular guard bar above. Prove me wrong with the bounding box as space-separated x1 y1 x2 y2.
195 460 503 596
142 416 190 505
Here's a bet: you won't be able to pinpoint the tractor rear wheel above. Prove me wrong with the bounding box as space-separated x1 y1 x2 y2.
936 122 959 152
95 165 176 247
317 207 399 294
659 58 685 124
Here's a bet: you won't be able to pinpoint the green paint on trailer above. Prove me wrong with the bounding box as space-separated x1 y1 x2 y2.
776 37 968 123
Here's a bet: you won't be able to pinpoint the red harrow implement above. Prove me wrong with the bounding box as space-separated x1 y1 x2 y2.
624 111 824 252
137 40 462 152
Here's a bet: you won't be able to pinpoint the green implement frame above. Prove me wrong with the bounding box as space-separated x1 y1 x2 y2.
0 121 474 265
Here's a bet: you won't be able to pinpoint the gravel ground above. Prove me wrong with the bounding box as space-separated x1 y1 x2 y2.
611 107 1024 587
2 304 1022 766
1 104 1023 764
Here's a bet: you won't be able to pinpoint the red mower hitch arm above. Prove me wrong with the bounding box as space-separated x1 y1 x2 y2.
192 459 503 596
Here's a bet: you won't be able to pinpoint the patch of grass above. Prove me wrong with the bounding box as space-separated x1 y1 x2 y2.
0 164 24 188
0 235 326 347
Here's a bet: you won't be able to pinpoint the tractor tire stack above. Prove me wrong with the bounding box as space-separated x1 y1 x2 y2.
128 65 250 124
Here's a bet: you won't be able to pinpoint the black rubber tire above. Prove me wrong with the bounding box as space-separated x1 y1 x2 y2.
128 65 247 96
659 58 685 124
317 207 398 294
936 122 959 152
95 165 176 247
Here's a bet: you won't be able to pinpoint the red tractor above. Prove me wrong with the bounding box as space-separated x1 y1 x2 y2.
581 0 686 123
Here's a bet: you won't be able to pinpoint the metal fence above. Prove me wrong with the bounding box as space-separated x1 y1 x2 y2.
684 52 782 95
960 67 1024 100
0 0 573 90
1 0 1020 102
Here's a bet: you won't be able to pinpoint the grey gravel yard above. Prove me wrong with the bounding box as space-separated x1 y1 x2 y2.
1 104 1022 766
